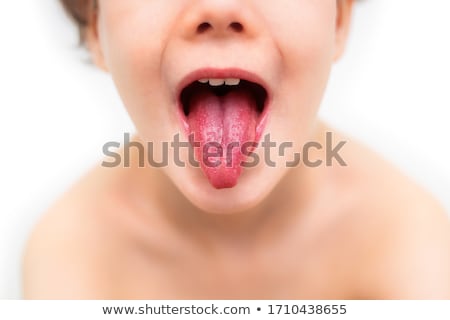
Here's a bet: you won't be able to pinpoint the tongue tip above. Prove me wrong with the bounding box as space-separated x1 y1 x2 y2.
210 179 238 189
205 167 241 189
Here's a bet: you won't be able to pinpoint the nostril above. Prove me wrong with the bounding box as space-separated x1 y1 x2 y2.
229 22 244 33
197 22 212 34
196 21 244 35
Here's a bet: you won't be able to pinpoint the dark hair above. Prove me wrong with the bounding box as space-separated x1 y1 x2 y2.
60 0 95 43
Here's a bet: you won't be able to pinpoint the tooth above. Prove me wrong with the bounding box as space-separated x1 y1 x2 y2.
225 78 240 86
198 79 209 84
209 79 226 86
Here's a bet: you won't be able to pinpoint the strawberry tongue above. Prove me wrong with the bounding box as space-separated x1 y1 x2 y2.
187 87 258 189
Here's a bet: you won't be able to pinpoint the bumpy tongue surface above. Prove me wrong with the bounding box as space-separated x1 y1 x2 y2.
187 87 258 189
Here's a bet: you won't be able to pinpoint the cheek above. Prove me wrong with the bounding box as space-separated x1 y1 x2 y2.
97 4 175 139
284 21 335 119
274 2 336 82
264 2 336 142
261 0 337 66
99 6 162 93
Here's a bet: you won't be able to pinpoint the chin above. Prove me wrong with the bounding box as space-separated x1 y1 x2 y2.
168 166 279 215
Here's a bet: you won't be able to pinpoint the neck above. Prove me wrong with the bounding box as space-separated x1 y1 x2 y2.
151 167 320 252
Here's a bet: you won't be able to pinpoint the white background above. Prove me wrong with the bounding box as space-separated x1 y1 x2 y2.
0 0 449 299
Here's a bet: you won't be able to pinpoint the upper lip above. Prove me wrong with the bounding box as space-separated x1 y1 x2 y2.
176 67 272 104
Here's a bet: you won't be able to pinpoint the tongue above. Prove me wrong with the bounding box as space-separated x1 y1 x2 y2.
187 87 258 189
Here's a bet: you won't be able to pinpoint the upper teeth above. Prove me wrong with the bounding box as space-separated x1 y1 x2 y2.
198 78 241 86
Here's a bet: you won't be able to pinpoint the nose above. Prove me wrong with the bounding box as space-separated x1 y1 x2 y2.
179 0 258 40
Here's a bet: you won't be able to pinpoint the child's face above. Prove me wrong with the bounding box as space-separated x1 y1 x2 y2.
90 0 353 213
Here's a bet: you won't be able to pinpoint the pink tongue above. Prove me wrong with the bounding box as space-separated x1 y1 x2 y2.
187 87 258 189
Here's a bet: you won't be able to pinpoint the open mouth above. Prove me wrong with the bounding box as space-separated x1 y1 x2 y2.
180 78 268 117
177 71 270 189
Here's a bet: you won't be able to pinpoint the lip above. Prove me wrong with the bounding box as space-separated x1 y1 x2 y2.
175 67 272 140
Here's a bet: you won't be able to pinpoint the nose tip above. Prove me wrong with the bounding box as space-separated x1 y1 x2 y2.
179 1 257 40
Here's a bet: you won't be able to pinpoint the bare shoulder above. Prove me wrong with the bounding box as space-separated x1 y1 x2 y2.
333 131 450 298
22 165 132 299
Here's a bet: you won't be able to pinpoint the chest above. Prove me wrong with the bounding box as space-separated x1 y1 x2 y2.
110 242 353 299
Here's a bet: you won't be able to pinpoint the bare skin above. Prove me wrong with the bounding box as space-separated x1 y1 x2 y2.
23 124 450 299
22 0 450 299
